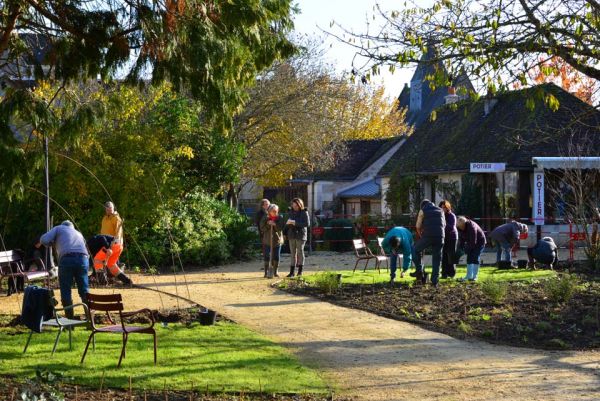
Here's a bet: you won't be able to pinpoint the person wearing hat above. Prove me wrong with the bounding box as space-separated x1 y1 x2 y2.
36 221 89 318
490 220 528 265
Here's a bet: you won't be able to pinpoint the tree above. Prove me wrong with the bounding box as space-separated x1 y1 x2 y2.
331 0 600 93
0 0 296 126
233 42 409 192
0 82 245 265
526 56 598 104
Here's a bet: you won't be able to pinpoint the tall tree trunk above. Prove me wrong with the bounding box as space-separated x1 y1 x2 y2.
227 182 238 209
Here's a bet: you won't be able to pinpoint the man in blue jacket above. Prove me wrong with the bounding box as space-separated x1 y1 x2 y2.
381 226 413 284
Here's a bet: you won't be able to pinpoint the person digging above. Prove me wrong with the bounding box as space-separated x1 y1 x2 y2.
259 204 285 278
86 234 133 286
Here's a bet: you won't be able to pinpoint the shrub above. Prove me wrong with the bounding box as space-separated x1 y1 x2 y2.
585 243 600 271
324 219 354 252
543 274 579 303
129 191 256 269
457 321 473 335
312 272 342 295
480 278 508 305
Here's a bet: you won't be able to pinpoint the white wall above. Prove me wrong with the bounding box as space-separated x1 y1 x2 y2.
238 180 264 202
380 177 392 217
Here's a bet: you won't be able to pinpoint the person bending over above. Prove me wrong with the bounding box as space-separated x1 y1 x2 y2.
381 226 413 284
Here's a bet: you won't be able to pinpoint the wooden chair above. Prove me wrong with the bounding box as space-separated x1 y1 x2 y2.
81 293 156 367
0 250 49 296
352 239 378 273
23 294 91 355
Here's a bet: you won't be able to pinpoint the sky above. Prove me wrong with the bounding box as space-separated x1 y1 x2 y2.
291 0 434 100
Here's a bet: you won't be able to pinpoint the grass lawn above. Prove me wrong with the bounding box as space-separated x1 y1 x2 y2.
0 321 327 394
303 265 557 286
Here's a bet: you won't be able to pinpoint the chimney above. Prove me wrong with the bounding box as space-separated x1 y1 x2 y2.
444 86 459 104
484 90 498 116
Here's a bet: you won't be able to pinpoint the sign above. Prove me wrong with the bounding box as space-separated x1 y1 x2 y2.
364 226 379 236
532 171 545 225
470 162 506 172
470 162 506 173
311 227 325 236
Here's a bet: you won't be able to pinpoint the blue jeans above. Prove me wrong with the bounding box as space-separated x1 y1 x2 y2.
58 254 89 305
413 236 444 284
389 253 406 280
264 245 282 263
466 245 485 264
495 240 512 263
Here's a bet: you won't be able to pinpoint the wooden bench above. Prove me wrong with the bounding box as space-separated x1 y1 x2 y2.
0 250 50 295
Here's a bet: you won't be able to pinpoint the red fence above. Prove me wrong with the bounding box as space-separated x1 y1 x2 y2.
305 214 594 261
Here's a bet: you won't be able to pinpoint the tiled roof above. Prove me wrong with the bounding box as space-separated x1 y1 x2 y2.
338 179 380 198
380 83 600 176
397 47 475 128
300 137 402 181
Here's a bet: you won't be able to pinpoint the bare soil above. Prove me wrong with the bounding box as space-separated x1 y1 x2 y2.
0 376 343 401
284 278 600 350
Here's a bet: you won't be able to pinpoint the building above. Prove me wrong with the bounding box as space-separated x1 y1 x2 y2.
379 83 600 236
0 33 51 95
293 137 405 217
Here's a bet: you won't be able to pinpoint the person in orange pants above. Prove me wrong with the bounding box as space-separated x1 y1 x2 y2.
87 234 132 285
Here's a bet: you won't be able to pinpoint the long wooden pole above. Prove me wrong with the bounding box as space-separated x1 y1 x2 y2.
268 223 274 278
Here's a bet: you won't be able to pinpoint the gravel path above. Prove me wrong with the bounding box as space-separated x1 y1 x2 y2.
2 253 598 400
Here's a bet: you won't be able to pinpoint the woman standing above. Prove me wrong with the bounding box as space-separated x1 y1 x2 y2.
286 198 310 277
439 200 458 278
259 204 285 278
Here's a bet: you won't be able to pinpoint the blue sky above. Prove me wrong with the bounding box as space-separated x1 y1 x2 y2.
292 0 434 99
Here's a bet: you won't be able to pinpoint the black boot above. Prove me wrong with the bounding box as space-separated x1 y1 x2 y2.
117 273 133 286
263 261 270 278
287 266 295 278
297 265 303 276
273 261 279 277
62 300 75 319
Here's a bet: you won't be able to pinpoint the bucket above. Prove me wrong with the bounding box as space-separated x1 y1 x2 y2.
199 309 217 326
517 259 529 269
497 260 513 270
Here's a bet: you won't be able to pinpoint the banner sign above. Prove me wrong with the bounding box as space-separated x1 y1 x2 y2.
533 171 545 225
470 162 506 173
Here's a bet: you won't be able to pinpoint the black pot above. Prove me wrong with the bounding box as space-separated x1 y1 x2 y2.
517 259 529 269
199 309 217 326
497 260 513 270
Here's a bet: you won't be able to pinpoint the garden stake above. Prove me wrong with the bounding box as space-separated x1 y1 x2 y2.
100 372 105 394
268 222 274 278
75 385 78 401
144 390 147 401
129 376 132 400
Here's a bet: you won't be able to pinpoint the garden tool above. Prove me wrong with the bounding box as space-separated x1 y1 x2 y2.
267 223 274 279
